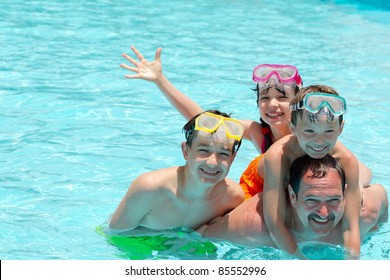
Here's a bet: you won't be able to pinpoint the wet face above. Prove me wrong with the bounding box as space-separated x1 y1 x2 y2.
183 127 236 185
290 169 345 237
258 85 295 127
291 110 343 159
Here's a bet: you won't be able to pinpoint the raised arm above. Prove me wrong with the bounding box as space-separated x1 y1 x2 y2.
262 150 306 259
120 46 264 146
120 46 203 120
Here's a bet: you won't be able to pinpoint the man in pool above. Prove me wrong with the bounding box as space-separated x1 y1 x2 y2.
109 110 245 233
200 155 388 252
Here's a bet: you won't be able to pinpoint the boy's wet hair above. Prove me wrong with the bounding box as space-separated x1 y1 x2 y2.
290 85 344 126
289 154 346 195
254 83 300 153
182 110 242 153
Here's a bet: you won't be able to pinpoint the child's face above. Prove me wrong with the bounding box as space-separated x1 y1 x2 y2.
183 127 236 185
291 110 343 159
258 85 295 127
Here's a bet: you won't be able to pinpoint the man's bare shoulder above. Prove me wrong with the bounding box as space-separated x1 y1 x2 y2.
360 184 388 236
363 184 388 221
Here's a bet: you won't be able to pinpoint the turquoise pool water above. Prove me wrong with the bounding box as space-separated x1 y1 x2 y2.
1 0 389 260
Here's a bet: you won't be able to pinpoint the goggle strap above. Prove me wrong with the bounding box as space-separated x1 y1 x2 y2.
290 101 303 111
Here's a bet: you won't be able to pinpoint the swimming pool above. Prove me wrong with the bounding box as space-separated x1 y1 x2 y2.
1 0 389 260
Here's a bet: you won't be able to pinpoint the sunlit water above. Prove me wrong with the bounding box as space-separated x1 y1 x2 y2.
1 0 389 260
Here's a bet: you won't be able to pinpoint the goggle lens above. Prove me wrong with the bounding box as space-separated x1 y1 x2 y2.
253 64 301 85
196 115 220 132
195 112 244 141
292 93 347 116
223 119 244 137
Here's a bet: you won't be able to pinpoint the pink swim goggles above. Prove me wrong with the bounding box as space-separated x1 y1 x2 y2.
252 64 302 86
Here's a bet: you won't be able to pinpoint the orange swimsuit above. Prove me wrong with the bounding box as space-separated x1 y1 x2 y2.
240 126 271 200
239 154 265 200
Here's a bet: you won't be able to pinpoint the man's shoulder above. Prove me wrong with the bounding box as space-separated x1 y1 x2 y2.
359 184 388 236
363 184 388 217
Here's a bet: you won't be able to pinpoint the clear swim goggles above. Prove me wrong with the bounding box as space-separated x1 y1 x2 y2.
195 112 244 141
290 93 347 116
252 64 302 86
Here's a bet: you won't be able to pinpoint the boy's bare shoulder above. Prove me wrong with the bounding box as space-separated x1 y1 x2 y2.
265 134 300 160
214 178 245 205
131 166 181 191
226 178 245 195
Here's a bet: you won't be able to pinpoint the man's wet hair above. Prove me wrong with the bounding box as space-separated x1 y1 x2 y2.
289 154 346 195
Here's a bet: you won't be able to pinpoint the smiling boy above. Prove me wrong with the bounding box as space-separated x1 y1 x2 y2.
109 110 245 232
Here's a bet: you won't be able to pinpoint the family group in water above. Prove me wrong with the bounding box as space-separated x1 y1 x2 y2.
108 46 388 259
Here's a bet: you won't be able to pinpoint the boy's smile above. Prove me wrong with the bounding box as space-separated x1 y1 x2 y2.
291 111 343 159
184 129 236 185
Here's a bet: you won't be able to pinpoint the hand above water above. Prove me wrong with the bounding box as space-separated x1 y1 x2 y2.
120 45 203 120
120 46 163 82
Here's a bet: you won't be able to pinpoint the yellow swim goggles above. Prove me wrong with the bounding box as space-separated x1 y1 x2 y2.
194 112 244 141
